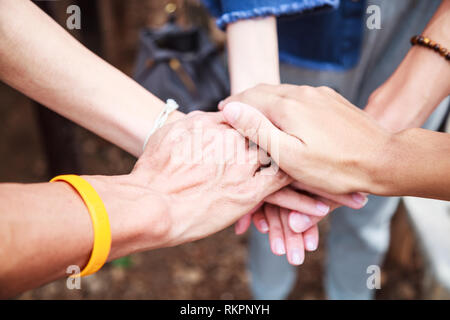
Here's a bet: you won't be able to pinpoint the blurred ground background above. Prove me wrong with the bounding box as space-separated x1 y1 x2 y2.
1 0 425 299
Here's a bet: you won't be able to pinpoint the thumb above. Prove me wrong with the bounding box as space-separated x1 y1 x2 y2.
222 102 303 165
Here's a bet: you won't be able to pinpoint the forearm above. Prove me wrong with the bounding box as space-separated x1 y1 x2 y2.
0 175 163 298
373 128 450 200
365 0 450 131
0 0 183 157
227 17 280 94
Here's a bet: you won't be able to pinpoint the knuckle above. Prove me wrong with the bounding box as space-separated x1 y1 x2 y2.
318 86 333 93
277 170 291 185
367 90 382 107
269 225 283 234
299 85 316 96
278 84 296 96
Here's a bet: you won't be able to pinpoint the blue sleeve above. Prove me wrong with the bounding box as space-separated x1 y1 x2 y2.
201 0 339 29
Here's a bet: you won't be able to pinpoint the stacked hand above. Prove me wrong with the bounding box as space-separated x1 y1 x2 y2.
232 180 365 265
213 84 395 265
215 83 449 264
2 0 449 296
144 85 375 265
125 111 292 249
219 84 391 195
136 108 368 266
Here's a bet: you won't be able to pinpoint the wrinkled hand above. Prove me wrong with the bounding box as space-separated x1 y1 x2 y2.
130 111 292 248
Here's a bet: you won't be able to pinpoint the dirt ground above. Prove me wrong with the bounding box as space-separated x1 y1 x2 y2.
1 0 425 300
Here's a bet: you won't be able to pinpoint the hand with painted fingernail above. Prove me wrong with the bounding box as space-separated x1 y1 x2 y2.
236 204 312 266
234 185 342 266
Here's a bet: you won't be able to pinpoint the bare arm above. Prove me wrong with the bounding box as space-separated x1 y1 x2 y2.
226 16 280 94
381 128 450 199
0 175 165 298
0 0 183 157
365 0 450 131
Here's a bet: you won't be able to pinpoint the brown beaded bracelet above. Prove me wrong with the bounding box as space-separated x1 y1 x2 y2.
410 35 450 61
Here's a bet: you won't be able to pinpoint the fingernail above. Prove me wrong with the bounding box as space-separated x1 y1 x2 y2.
235 220 245 235
316 202 330 215
352 192 369 207
305 235 318 251
223 103 241 124
273 238 286 255
260 220 269 233
289 212 311 233
218 100 225 110
291 249 304 265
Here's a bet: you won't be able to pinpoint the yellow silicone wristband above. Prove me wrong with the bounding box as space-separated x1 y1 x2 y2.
50 175 112 277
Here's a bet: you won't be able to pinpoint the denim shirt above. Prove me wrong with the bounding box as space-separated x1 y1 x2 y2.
202 0 366 71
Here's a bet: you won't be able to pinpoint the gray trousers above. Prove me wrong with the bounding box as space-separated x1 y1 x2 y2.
249 0 449 300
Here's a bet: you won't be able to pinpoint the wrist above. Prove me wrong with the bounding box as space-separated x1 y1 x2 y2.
365 89 420 132
166 110 185 124
227 17 280 95
364 130 413 196
365 46 450 132
81 174 170 260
